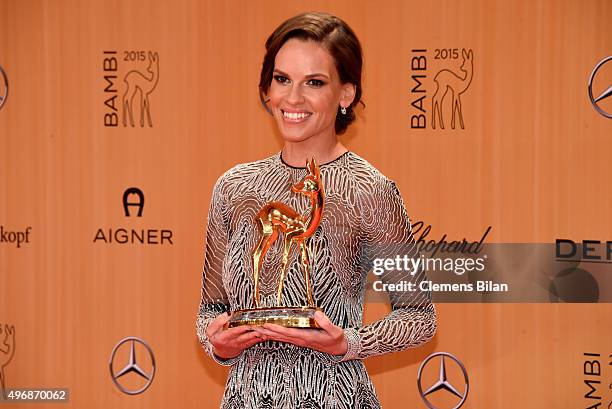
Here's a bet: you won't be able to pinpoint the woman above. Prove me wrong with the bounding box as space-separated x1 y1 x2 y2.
197 12 436 408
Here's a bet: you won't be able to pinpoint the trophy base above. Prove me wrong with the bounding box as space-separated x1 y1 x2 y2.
226 306 321 329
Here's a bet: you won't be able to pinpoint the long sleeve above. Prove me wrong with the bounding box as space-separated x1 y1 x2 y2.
341 178 437 361
195 175 240 366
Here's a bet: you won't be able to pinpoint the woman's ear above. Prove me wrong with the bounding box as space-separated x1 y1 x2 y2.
340 83 357 109
259 89 272 114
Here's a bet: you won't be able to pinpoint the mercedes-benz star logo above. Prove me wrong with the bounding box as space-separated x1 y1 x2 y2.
109 337 156 395
417 352 469 409
588 56 612 119
0 65 8 111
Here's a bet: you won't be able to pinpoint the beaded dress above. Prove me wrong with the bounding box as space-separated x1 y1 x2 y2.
196 151 437 409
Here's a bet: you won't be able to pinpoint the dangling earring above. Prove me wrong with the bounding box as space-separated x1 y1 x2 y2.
340 106 347 115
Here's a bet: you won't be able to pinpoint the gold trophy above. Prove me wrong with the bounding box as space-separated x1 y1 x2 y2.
227 158 324 329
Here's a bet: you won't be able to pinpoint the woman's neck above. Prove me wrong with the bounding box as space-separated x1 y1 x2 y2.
281 138 348 168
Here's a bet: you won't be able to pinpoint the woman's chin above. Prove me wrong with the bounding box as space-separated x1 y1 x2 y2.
279 132 313 144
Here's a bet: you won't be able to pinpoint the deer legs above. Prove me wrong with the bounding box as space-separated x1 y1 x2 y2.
277 231 295 305
452 96 464 129
252 221 277 308
299 241 315 307
277 232 315 307
252 224 315 308
142 97 153 127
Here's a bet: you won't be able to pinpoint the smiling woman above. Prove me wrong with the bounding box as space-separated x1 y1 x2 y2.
258 12 363 167
266 39 355 151
196 11 437 409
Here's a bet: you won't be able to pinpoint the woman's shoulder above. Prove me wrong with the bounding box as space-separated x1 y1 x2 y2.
213 153 279 189
343 151 394 189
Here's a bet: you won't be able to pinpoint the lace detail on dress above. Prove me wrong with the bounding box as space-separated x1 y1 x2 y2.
196 151 437 408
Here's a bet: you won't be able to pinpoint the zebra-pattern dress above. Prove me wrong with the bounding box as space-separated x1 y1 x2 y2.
196 151 437 408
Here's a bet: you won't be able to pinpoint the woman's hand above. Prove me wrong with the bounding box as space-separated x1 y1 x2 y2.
252 310 348 356
206 312 264 359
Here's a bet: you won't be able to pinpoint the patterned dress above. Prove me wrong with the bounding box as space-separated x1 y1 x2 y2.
196 151 437 409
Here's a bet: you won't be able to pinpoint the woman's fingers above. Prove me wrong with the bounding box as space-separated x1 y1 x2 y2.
206 312 232 337
258 325 323 347
215 325 255 343
236 329 262 343
313 310 335 333
212 326 265 358
243 336 263 349
209 312 346 356
262 323 318 338
253 326 298 345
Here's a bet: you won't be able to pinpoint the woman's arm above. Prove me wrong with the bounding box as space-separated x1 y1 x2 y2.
341 178 437 361
195 174 242 366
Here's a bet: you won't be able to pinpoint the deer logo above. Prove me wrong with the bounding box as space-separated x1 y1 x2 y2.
252 158 324 308
0 324 15 400
432 49 473 130
122 52 159 127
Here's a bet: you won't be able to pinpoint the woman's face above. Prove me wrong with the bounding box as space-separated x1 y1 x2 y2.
268 38 355 144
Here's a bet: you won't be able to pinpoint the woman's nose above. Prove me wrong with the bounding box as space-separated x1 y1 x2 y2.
286 84 305 105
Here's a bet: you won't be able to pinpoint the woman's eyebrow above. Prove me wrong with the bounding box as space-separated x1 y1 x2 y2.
273 69 330 80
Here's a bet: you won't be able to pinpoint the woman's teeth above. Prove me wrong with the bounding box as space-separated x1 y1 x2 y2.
283 111 311 120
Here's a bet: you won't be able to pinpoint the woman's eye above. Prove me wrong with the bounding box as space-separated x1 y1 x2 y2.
306 79 325 87
273 75 290 85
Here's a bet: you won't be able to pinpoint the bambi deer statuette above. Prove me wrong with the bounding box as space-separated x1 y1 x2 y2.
252 158 324 308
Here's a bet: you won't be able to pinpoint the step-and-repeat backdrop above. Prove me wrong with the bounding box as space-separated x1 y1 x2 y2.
1 0 611 408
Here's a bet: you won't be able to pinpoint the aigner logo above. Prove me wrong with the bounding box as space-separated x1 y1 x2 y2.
417 352 469 409
410 48 474 130
0 65 8 111
109 337 155 395
123 187 145 217
102 51 160 127
588 56 612 119
0 324 16 400
93 187 173 245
